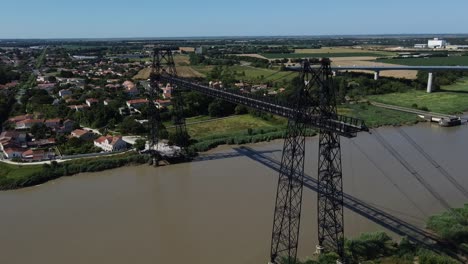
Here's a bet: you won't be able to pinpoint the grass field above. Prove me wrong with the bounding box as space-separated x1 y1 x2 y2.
377 56 468 66
0 162 42 181
295 47 395 55
183 114 286 139
261 52 391 59
367 78 468 114
340 104 419 128
191 65 298 83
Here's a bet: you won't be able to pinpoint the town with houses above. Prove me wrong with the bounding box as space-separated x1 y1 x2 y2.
0 44 181 163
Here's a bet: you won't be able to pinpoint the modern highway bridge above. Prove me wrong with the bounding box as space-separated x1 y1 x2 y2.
150 48 467 263
287 65 468 93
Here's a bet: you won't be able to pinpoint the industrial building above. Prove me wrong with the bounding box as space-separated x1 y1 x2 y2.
428 38 447 48
414 38 449 49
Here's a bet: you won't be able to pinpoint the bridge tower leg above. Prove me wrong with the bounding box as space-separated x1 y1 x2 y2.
152 48 190 152
148 61 163 165
317 60 345 261
269 61 314 264
427 72 434 93
270 59 345 263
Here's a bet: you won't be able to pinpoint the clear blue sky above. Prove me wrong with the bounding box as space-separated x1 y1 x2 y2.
1 0 467 39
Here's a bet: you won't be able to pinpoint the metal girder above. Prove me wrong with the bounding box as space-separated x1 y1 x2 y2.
161 76 367 138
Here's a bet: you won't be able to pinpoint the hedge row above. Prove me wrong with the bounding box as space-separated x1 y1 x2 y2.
0 153 150 190
190 128 317 153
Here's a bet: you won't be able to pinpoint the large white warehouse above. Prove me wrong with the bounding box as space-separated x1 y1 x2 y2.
427 38 447 49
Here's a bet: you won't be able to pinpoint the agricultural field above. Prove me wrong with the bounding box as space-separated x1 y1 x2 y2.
134 65 204 79
192 65 298 83
261 52 391 59
331 57 418 79
295 47 394 55
377 56 468 66
184 114 286 139
366 78 468 114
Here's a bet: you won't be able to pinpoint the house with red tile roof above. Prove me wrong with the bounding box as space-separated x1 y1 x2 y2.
44 118 62 128
3 147 26 159
21 149 54 161
68 104 90 111
71 129 94 140
8 114 34 123
156 99 172 108
94 135 127 152
126 98 148 109
85 98 99 107
15 119 44 130
123 80 139 96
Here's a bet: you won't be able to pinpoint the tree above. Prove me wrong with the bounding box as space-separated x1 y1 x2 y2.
58 70 74 78
47 76 57 83
30 123 49 139
234 105 248 115
208 99 235 117
120 116 146 135
133 138 146 151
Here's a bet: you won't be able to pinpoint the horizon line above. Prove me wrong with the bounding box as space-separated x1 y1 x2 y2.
2 33 468 41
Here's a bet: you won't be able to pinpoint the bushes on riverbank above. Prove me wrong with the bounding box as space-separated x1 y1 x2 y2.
189 127 317 153
427 205 468 250
0 153 149 190
286 231 459 264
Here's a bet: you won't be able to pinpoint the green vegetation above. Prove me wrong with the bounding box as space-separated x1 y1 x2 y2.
378 56 468 66
0 152 149 190
284 231 459 264
35 47 47 68
178 114 295 152
0 63 20 85
0 90 16 130
340 103 420 128
261 52 390 59
290 206 468 264
184 114 286 139
367 78 468 114
57 137 102 155
0 162 43 181
427 205 468 247
189 127 316 153
192 65 297 84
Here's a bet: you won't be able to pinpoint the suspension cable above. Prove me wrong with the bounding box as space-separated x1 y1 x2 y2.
396 127 468 199
372 130 452 211
349 139 428 218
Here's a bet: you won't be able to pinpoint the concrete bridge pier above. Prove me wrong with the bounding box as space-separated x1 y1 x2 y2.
374 71 380 80
427 72 434 93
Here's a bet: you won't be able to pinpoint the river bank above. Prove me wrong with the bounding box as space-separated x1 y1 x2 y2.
2 78 468 191
0 152 149 190
0 122 466 264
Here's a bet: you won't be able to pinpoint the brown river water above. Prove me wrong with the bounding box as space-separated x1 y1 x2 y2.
0 121 467 264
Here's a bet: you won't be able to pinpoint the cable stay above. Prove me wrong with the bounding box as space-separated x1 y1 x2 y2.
372 130 452 211
349 139 428 218
396 127 468 200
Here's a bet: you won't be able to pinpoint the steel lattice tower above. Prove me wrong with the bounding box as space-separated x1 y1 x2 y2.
270 59 344 263
316 60 344 260
152 48 189 149
147 68 162 161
